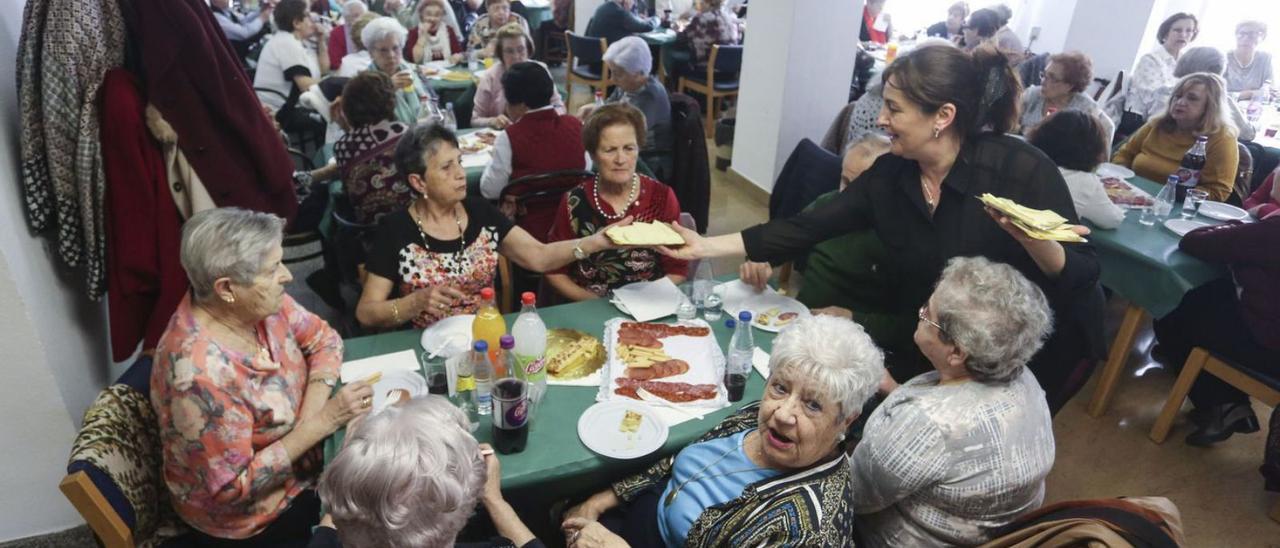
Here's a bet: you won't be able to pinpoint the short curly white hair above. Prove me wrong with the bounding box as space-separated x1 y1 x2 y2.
769 315 885 421
931 256 1053 384
361 16 408 50
602 36 652 76
319 396 485 548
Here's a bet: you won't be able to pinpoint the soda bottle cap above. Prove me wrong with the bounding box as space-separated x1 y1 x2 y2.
481 287 495 299
738 310 753 322
474 340 488 352
521 292 536 305
725 319 736 329
500 334 515 349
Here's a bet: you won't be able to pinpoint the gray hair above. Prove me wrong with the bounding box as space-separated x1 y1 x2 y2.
931 256 1052 384
320 396 485 548
768 315 885 421
343 0 368 21
1174 46 1225 77
602 36 652 76
361 16 408 50
179 208 285 302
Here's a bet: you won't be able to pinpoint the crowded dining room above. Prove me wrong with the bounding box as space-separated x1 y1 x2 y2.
9 0 1280 546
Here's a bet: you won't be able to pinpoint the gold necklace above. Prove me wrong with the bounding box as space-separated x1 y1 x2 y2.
204 308 273 367
411 201 466 260
664 432 768 506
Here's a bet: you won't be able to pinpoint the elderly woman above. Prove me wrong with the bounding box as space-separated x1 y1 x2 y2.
362 16 437 125
480 62 588 200
404 0 464 64
579 37 673 177
327 1 368 72
312 396 544 548
562 315 886 546
926 1 968 43
1149 46 1256 140
1227 21 1274 99
853 256 1056 546
960 8 999 51
1028 111 1126 229
1112 73 1239 201
545 104 687 301
333 72 413 224
356 123 622 329
1018 51 1114 147
1123 12 1198 122
679 0 742 66
473 23 567 130
152 208 373 545
660 44 1105 413
467 0 530 56
254 0 331 135
586 0 658 47
336 13 380 77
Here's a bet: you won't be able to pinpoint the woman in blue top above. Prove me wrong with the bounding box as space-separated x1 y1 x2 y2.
562 315 886 547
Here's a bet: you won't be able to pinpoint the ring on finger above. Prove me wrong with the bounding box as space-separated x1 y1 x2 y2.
569 531 581 545
361 396 372 408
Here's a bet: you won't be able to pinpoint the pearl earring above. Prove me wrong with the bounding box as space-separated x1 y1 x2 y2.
933 127 941 139
224 295 235 304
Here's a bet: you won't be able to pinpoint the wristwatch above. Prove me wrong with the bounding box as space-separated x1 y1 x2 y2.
573 238 588 261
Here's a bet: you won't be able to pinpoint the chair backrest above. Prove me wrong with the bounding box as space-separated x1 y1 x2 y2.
339 133 415 225
710 44 744 74
1108 70 1125 100
1091 77 1112 101
768 138 842 221
454 82 478 130
1235 141 1255 202
500 170 595 242
567 32 608 66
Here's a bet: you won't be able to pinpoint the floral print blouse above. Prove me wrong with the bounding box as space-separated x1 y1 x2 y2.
150 293 343 539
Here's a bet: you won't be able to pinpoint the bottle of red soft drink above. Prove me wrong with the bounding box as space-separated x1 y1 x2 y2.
1172 136 1207 202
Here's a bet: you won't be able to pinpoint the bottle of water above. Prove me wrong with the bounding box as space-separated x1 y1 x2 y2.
725 311 754 402
472 340 494 416
442 102 458 132
456 347 479 430
1146 174 1178 224
511 292 547 413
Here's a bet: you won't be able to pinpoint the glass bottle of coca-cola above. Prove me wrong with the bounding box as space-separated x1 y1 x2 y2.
1171 136 1207 202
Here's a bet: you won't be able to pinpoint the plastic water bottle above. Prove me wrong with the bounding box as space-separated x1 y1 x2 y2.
472 340 494 416
511 292 548 412
456 349 479 430
725 311 754 402
1143 174 1177 226
442 102 458 132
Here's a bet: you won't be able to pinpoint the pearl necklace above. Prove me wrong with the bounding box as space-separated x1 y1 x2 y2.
591 174 639 221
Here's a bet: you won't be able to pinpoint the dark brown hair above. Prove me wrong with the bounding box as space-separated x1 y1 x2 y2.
1048 51 1093 93
342 72 397 128
1027 110 1107 172
582 103 648 153
1157 12 1199 44
967 8 1000 38
274 0 309 32
881 44 1022 137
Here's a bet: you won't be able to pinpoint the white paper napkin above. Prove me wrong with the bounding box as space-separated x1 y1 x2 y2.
340 349 421 383
713 279 778 315
612 278 684 322
752 348 771 379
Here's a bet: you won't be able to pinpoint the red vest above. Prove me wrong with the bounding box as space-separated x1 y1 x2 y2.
506 109 587 181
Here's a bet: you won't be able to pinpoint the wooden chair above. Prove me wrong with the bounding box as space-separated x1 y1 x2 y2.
678 44 744 139
59 472 134 548
1235 141 1255 204
566 33 610 112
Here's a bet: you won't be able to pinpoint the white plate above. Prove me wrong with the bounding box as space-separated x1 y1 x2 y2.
577 400 669 459
731 293 811 333
371 370 428 411
1163 218 1210 237
1198 201 1250 222
1096 163 1135 179
419 314 475 358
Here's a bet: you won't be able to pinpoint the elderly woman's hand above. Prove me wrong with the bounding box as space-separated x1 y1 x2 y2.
811 306 853 320
562 518 629 548
581 215 634 255
411 284 467 316
739 261 772 292
490 114 513 130
319 380 375 431
480 443 504 505
392 70 415 90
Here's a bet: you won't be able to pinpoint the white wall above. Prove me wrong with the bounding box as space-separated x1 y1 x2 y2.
1018 0 1077 54
730 0 860 192
574 0 604 34
0 0 111 540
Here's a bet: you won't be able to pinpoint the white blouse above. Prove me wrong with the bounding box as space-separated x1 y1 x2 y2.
1060 168 1126 230
1127 46 1178 119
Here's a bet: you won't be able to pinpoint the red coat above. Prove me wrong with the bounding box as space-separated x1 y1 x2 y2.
404 25 464 63
506 109 587 181
328 25 349 70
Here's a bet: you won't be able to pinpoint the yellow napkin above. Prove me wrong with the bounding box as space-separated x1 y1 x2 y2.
605 221 686 246
979 193 1087 243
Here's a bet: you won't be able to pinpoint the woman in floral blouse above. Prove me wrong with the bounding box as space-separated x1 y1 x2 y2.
546 104 689 301
151 208 374 545
678 0 742 66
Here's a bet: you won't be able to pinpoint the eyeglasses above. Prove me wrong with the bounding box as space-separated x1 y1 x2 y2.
918 304 947 336
1040 71 1063 84
1238 31 1265 38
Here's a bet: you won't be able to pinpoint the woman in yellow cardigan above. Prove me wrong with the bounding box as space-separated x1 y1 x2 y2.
1112 73 1238 201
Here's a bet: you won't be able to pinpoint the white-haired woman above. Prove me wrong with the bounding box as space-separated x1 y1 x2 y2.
1227 21 1274 99
312 396 544 548
852 256 1056 547
577 36 673 174
561 315 886 547
152 208 374 546
362 16 436 125
404 0 464 64
328 0 368 72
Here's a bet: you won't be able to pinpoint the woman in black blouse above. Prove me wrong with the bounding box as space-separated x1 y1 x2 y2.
662 45 1105 413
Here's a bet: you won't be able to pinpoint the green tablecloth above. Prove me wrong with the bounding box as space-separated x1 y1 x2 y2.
324 284 773 494
639 28 677 46
1085 176 1227 318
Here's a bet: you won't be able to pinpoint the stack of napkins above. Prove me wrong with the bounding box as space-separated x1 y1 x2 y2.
611 278 684 321
606 221 685 246
979 193 1087 243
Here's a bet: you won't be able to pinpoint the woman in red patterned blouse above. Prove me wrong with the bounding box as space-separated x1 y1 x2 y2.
546 104 689 301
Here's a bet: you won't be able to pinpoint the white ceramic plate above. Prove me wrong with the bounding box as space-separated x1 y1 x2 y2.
1163 218 1210 237
731 293 811 333
419 314 475 358
577 400 669 459
371 370 427 411
1096 163 1136 180
1198 201 1250 222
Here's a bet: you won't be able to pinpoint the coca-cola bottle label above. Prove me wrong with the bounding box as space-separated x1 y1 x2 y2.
1173 167 1200 188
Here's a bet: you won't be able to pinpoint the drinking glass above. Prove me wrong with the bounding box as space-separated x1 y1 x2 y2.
1137 204 1157 226
421 351 450 396
676 284 698 321
702 292 724 321
1182 189 1208 220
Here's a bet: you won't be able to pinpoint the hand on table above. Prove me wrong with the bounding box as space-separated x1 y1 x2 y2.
738 261 772 291
811 306 853 320
562 518 629 548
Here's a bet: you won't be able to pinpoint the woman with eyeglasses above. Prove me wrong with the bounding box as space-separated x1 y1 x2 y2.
1226 20 1274 101
851 256 1056 546
1017 51 1114 148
